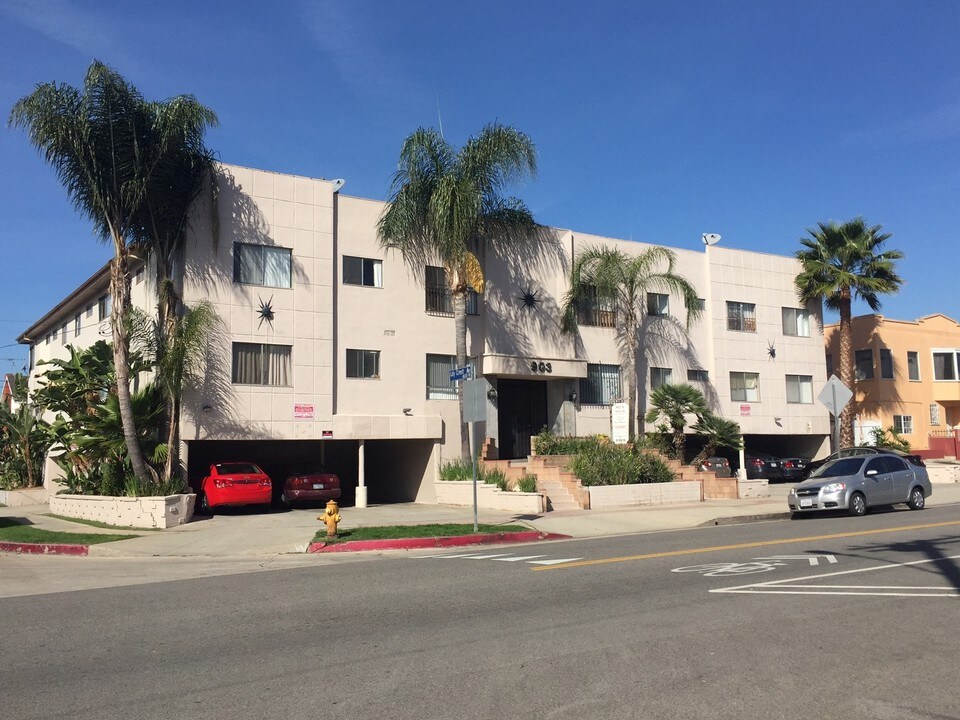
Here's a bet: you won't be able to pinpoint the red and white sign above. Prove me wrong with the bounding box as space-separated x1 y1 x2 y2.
294 403 315 420
739 404 751 417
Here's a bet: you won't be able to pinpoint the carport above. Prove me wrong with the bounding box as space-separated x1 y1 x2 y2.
184 439 436 507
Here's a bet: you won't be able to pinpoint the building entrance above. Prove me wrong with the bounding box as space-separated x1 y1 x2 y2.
496 379 547 459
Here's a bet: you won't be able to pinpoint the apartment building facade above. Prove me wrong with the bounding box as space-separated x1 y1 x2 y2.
825 313 960 457
21 163 831 504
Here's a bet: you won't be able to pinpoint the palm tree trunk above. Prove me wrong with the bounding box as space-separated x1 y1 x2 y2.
109 237 152 485
838 290 855 447
165 393 179 484
157 256 180 484
453 289 470 462
625 324 638 440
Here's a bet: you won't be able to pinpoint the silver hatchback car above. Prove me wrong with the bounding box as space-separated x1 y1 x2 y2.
788 454 932 517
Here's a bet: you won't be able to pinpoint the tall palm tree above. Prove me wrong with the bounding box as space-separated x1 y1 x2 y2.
378 124 540 461
10 60 217 486
561 246 702 439
795 218 903 446
644 383 708 460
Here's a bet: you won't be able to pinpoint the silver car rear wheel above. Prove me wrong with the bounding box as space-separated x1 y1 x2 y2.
848 492 867 517
907 487 925 511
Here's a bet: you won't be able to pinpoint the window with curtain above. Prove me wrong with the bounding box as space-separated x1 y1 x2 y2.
233 243 292 288
855 349 874 380
346 349 380 379
727 301 756 332
786 375 813 404
426 354 477 399
907 351 920 381
933 351 958 380
98 294 111 321
232 343 292 386
425 266 478 315
893 415 913 435
687 369 708 382
781 307 810 337
343 256 383 287
650 367 672 390
580 363 621 405
730 371 760 402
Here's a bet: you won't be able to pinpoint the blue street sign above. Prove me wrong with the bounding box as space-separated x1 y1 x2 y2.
449 366 472 382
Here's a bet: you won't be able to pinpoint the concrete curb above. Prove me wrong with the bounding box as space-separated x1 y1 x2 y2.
308 530 570 553
0 541 89 556
699 512 793 527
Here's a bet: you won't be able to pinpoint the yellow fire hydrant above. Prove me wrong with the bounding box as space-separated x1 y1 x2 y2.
318 499 342 538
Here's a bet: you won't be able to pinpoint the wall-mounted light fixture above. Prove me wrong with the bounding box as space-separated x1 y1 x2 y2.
487 387 498 402
569 391 578 403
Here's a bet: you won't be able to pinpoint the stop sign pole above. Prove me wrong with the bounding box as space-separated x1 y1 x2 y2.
818 375 853 451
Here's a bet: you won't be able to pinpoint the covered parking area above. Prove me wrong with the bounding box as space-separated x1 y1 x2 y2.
184 438 437 507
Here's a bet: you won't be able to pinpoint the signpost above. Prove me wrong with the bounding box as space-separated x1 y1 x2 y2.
818 375 853 452
449 366 472 382
461 377 485 532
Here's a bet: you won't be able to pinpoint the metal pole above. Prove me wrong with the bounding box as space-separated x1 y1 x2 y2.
469 420 478 532
831 383 840 452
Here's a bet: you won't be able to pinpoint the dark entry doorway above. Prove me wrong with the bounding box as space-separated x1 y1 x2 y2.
497 379 547 459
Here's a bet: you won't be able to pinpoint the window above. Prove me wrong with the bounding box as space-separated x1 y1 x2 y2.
576 285 616 327
730 372 760 402
98 294 111 321
426 354 477 399
855 350 874 380
134 267 144 285
343 256 383 288
425 266 478 316
346 349 380 379
686 298 706 311
74 313 81 337
879 349 893 379
61 322 68 344
687 369 709 382
786 375 813 404
907 351 920 381
647 293 669 317
931 403 941 426
727 301 756 332
650 367 672 390
893 415 913 435
231 343 292 386
580 363 621 405
44 333 51 345
932 351 960 381
826 353 834 377
781 307 810 337
233 243 292 288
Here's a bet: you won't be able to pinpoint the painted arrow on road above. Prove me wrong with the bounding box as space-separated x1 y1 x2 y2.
754 554 837 566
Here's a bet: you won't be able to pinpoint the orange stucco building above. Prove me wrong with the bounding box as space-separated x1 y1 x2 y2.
824 313 960 457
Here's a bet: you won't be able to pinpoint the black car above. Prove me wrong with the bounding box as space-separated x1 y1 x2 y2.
779 457 810 481
720 450 785 481
806 447 925 476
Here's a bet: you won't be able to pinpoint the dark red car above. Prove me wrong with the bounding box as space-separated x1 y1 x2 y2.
280 468 342 508
197 462 272 514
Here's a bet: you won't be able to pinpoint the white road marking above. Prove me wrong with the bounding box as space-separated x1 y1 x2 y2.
754 554 837 566
462 553 515 560
493 555 547 562
528 557 584 566
712 553 960 598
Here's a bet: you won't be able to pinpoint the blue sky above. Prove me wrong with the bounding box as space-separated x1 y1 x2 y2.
1 0 958 374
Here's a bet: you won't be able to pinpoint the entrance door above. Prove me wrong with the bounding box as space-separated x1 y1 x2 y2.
497 380 547 459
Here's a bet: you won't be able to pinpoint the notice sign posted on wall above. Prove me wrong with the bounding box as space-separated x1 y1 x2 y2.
611 402 629 444
740 404 751 417
294 403 315 420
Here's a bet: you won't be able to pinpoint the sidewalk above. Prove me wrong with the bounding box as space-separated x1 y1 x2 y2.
3 482 959 558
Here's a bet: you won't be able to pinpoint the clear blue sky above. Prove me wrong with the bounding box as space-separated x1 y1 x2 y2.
1 0 958 374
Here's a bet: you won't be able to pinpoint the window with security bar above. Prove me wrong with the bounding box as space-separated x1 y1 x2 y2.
580 363 621 405
425 266 478 316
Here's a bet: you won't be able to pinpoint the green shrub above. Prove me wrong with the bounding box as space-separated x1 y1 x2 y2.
484 467 507 489
568 443 674 486
516 474 538 493
438 459 473 481
533 430 607 455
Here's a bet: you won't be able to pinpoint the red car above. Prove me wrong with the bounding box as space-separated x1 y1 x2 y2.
280 468 342 508
198 462 272 514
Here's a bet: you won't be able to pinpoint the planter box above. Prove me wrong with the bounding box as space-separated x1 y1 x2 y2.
49 493 196 529
589 481 701 509
927 464 960 484
434 482 546 514
737 479 769 498
0 487 48 507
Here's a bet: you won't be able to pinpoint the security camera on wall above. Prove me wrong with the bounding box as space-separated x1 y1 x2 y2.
702 233 721 246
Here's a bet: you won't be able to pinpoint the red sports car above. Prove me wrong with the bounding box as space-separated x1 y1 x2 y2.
280 468 342 508
198 462 272 514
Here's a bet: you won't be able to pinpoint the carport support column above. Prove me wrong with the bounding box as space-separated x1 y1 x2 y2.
356 439 368 508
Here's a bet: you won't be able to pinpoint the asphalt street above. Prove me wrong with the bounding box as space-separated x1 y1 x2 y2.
3 504 959 720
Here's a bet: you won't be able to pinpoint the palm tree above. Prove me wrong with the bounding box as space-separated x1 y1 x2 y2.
644 383 708 461
795 218 903 446
561 246 702 439
10 60 217 486
377 124 540 461
691 413 742 470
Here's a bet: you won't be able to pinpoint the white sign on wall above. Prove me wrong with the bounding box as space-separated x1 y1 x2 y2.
611 402 629 444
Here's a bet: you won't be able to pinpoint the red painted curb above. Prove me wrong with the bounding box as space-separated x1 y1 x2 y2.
0 541 89 556
308 531 569 553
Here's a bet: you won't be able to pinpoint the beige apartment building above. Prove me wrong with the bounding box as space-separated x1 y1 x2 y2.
20 163 831 505
825 313 960 457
